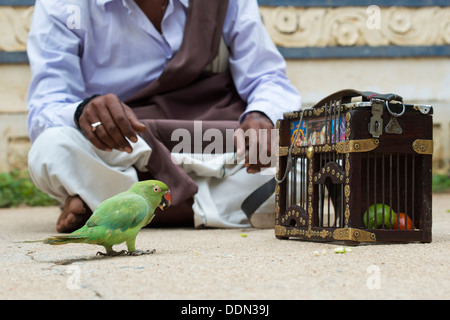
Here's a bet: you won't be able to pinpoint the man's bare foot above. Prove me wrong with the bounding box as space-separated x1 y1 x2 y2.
57 196 92 233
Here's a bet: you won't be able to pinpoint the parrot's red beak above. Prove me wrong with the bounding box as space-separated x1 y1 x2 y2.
159 191 172 211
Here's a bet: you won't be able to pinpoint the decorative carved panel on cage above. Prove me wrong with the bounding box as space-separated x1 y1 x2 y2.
275 90 433 244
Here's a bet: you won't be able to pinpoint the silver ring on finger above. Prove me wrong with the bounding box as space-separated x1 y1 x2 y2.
91 121 103 132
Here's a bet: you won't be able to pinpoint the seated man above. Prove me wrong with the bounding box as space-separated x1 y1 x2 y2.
26 0 301 232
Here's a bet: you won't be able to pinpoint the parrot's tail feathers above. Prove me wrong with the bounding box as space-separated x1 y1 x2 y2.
22 240 45 244
42 235 89 245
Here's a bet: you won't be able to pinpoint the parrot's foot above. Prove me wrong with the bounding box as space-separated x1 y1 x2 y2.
96 250 127 257
127 249 156 256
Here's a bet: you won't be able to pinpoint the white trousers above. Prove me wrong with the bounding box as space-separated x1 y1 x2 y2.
28 127 275 228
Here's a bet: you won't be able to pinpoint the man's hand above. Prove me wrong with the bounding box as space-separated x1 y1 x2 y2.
235 111 275 174
78 93 146 153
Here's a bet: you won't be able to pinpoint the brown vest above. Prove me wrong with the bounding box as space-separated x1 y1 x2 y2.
125 0 246 206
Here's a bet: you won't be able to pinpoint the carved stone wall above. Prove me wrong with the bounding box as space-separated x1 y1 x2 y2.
260 6 450 48
0 64 30 173
2 5 450 51
0 6 34 172
0 6 33 52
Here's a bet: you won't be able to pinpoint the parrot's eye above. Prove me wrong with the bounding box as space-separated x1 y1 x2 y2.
153 186 161 193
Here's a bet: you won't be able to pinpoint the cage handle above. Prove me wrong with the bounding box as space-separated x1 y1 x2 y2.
312 89 403 108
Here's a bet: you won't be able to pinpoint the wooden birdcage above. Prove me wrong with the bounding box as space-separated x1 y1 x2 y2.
275 90 433 244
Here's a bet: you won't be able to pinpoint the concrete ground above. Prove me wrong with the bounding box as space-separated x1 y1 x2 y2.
0 194 449 300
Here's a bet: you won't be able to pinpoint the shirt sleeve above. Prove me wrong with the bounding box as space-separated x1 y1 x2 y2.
223 0 302 125
26 1 86 142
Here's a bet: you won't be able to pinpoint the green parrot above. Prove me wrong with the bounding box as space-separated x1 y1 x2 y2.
28 180 171 256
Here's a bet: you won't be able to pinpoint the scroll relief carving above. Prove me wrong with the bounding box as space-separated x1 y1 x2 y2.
259 6 450 47
1 6 449 51
0 6 34 51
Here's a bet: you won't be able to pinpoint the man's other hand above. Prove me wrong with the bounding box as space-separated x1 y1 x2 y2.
235 111 275 174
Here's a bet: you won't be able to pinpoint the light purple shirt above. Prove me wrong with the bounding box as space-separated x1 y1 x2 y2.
26 0 302 142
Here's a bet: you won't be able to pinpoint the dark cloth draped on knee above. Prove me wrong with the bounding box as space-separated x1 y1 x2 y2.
125 0 247 206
